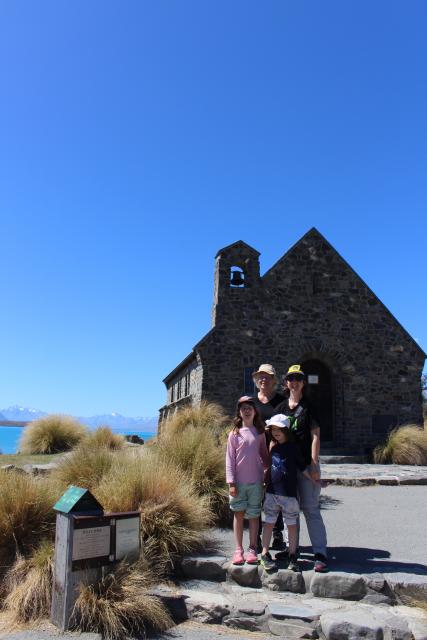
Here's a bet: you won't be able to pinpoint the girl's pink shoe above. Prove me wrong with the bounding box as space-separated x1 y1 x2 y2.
232 549 245 565
245 548 258 565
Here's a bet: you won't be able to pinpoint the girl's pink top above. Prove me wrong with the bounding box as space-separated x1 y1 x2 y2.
226 425 269 484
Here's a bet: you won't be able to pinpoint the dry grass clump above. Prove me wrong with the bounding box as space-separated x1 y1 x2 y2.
373 424 427 465
162 401 229 439
3 540 54 623
395 586 427 614
157 424 228 522
19 414 87 454
0 471 57 556
96 451 213 563
84 426 125 451
52 445 117 491
70 561 172 640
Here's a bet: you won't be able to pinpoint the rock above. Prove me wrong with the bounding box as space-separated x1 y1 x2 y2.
238 603 266 616
268 602 320 621
365 573 386 592
180 555 227 581
223 615 265 631
1 464 27 474
184 590 231 624
22 463 58 475
125 434 144 445
148 585 188 622
320 604 412 640
262 568 306 593
311 572 367 600
361 594 394 605
268 618 318 638
226 563 262 588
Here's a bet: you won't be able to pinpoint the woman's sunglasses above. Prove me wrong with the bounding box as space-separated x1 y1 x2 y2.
286 375 304 382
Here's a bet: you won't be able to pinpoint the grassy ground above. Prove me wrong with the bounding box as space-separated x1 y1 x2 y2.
0 453 63 466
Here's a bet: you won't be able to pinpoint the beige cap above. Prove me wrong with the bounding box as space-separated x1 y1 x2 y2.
252 364 277 380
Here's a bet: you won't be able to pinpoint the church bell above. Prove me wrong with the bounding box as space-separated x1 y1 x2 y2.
230 270 245 287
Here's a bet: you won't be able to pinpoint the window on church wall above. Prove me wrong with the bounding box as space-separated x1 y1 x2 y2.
184 371 190 396
244 367 256 395
170 384 175 403
177 378 182 400
230 266 245 288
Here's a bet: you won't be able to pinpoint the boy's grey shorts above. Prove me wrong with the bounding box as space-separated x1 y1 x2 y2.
263 492 300 525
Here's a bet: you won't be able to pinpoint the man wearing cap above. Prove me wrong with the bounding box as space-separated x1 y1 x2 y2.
277 364 328 572
252 364 286 551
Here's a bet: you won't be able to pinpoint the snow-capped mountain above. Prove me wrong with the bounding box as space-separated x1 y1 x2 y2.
1 406 47 422
0 406 158 433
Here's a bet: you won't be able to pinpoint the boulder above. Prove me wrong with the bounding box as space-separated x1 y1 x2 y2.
267 602 320 622
268 618 319 638
311 572 367 600
262 568 306 593
223 615 266 631
180 555 227 581
320 604 412 640
184 590 232 624
226 563 262 588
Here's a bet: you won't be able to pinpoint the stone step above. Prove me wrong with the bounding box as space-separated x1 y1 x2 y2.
150 580 427 640
320 455 369 464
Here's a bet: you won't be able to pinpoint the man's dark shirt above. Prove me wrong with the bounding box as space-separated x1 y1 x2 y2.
254 392 285 422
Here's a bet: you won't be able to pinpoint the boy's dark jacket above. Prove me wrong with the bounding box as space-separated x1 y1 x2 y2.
265 441 307 498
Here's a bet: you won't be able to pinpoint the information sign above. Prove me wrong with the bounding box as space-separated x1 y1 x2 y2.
72 525 110 561
308 374 319 384
115 516 140 561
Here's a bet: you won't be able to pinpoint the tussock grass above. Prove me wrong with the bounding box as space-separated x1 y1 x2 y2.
19 415 87 454
161 401 229 439
96 451 213 563
70 561 172 640
0 471 57 556
373 424 427 465
3 540 54 623
52 445 116 491
395 586 427 614
84 426 125 451
157 423 228 522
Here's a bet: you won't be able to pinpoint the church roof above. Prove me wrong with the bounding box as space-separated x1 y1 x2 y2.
215 240 260 259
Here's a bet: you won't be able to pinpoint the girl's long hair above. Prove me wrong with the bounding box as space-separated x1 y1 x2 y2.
232 401 265 435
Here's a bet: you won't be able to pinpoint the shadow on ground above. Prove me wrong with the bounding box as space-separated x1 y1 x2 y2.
299 545 427 575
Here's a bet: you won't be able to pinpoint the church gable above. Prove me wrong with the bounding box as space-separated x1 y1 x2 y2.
263 228 424 356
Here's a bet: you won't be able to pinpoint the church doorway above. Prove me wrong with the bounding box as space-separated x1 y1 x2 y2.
301 359 334 443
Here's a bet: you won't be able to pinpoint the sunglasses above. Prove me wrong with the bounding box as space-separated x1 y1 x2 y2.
286 375 304 382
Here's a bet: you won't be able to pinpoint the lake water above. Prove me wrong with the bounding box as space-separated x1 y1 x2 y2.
0 426 156 454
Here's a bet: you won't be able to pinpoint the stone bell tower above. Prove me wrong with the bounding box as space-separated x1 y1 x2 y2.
211 241 261 327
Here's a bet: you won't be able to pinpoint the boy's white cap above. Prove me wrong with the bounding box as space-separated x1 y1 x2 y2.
265 414 291 429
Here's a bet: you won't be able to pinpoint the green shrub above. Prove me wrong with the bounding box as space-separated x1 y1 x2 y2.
373 424 427 465
19 414 87 454
84 426 125 451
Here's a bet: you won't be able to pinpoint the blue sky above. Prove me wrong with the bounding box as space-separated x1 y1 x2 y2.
0 1 426 417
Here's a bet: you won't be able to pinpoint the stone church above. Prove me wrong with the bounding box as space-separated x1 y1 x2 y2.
159 228 425 453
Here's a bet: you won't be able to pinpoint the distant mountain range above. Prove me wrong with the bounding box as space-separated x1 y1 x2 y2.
0 405 158 433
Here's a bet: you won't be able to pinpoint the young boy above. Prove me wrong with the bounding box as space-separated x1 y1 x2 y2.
260 413 312 572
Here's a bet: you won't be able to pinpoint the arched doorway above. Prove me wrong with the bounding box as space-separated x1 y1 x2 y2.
301 359 334 443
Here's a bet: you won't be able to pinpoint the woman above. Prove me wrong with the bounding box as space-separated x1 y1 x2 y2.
252 364 286 550
277 364 328 572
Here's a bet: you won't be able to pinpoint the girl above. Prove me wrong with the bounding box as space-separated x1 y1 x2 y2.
225 395 269 565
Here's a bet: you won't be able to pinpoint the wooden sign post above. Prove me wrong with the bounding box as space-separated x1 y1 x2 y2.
51 486 140 631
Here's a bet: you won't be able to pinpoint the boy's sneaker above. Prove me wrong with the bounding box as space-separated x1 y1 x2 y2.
232 549 245 565
274 548 289 561
271 533 285 550
260 552 276 572
288 554 300 572
314 553 328 572
245 548 258 565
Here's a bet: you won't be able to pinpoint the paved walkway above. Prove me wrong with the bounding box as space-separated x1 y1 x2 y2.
321 463 427 486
